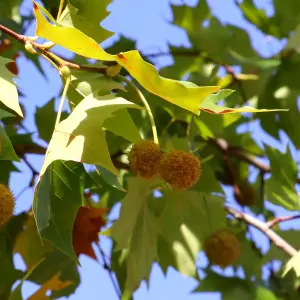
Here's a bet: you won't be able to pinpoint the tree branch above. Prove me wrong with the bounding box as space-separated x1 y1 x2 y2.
226 206 297 257
267 215 300 228
0 23 109 74
96 243 121 299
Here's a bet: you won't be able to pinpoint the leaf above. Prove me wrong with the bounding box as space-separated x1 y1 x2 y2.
96 166 125 191
265 146 299 210
33 2 221 115
72 206 106 259
67 67 125 109
14 214 54 269
33 161 85 263
264 230 300 263
0 56 22 117
39 94 142 177
0 110 20 161
35 98 69 143
28 271 73 300
0 213 27 300
103 108 142 143
283 250 300 277
171 0 210 32
59 0 113 43
159 191 227 276
193 270 279 300
27 251 80 299
200 90 288 114
110 177 158 293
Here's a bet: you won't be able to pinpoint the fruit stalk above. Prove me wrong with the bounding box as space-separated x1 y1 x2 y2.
118 75 159 145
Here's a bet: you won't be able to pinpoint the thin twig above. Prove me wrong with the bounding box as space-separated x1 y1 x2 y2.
96 243 121 299
267 215 300 228
0 23 108 74
226 206 297 257
22 156 38 187
57 0 64 20
117 74 159 144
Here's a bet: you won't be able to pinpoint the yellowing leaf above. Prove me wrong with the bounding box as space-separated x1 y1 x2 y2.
28 271 73 300
39 94 142 177
33 2 220 114
0 56 23 117
200 90 288 114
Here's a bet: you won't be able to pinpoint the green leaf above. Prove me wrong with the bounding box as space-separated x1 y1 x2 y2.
96 166 125 191
0 109 19 161
33 160 85 263
171 0 210 32
14 215 54 269
111 177 158 293
283 250 300 277
0 213 27 300
39 94 142 177
237 0 281 37
0 56 22 117
27 251 80 298
35 98 69 143
0 125 20 161
200 90 288 114
33 2 221 115
194 270 279 300
159 191 227 276
103 108 142 143
264 230 300 263
59 0 113 43
265 146 299 210
67 67 125 109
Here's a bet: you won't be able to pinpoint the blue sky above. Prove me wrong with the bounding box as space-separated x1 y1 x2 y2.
9 0 299 299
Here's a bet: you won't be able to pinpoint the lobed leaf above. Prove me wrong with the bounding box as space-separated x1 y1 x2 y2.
0 56 22 117
39 94 142 177
199 90 288 114
33 161 85 263
33 2 221 115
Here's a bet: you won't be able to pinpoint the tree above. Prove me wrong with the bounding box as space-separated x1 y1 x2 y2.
0 0 299 299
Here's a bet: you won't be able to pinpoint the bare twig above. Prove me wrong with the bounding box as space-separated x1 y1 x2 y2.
267 215 300 228
96 243 121 299
226 206 297 257
22 156 39 187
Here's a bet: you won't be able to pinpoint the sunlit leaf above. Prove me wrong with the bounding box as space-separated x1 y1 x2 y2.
39 94 142 177
200 90 288 114
0 56 22 116
33 2 221 114
59 0 114 43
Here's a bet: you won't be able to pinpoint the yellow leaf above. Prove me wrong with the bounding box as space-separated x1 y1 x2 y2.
28 271 73 300
33 2 220 114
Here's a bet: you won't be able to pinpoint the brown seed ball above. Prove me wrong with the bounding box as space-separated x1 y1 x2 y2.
0 184 15 226
159 150 200 190
204 230 241 268
128 140 162 179
234 181 256 206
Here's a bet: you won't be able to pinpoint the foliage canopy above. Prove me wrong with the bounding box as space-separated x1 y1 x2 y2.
0 0 299 299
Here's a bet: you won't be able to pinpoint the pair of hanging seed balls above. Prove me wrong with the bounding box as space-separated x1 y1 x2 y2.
128 140 241 268
128 140 201 190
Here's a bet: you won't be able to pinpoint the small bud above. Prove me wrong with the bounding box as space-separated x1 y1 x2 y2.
59 65 71 79
24 42 37 54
